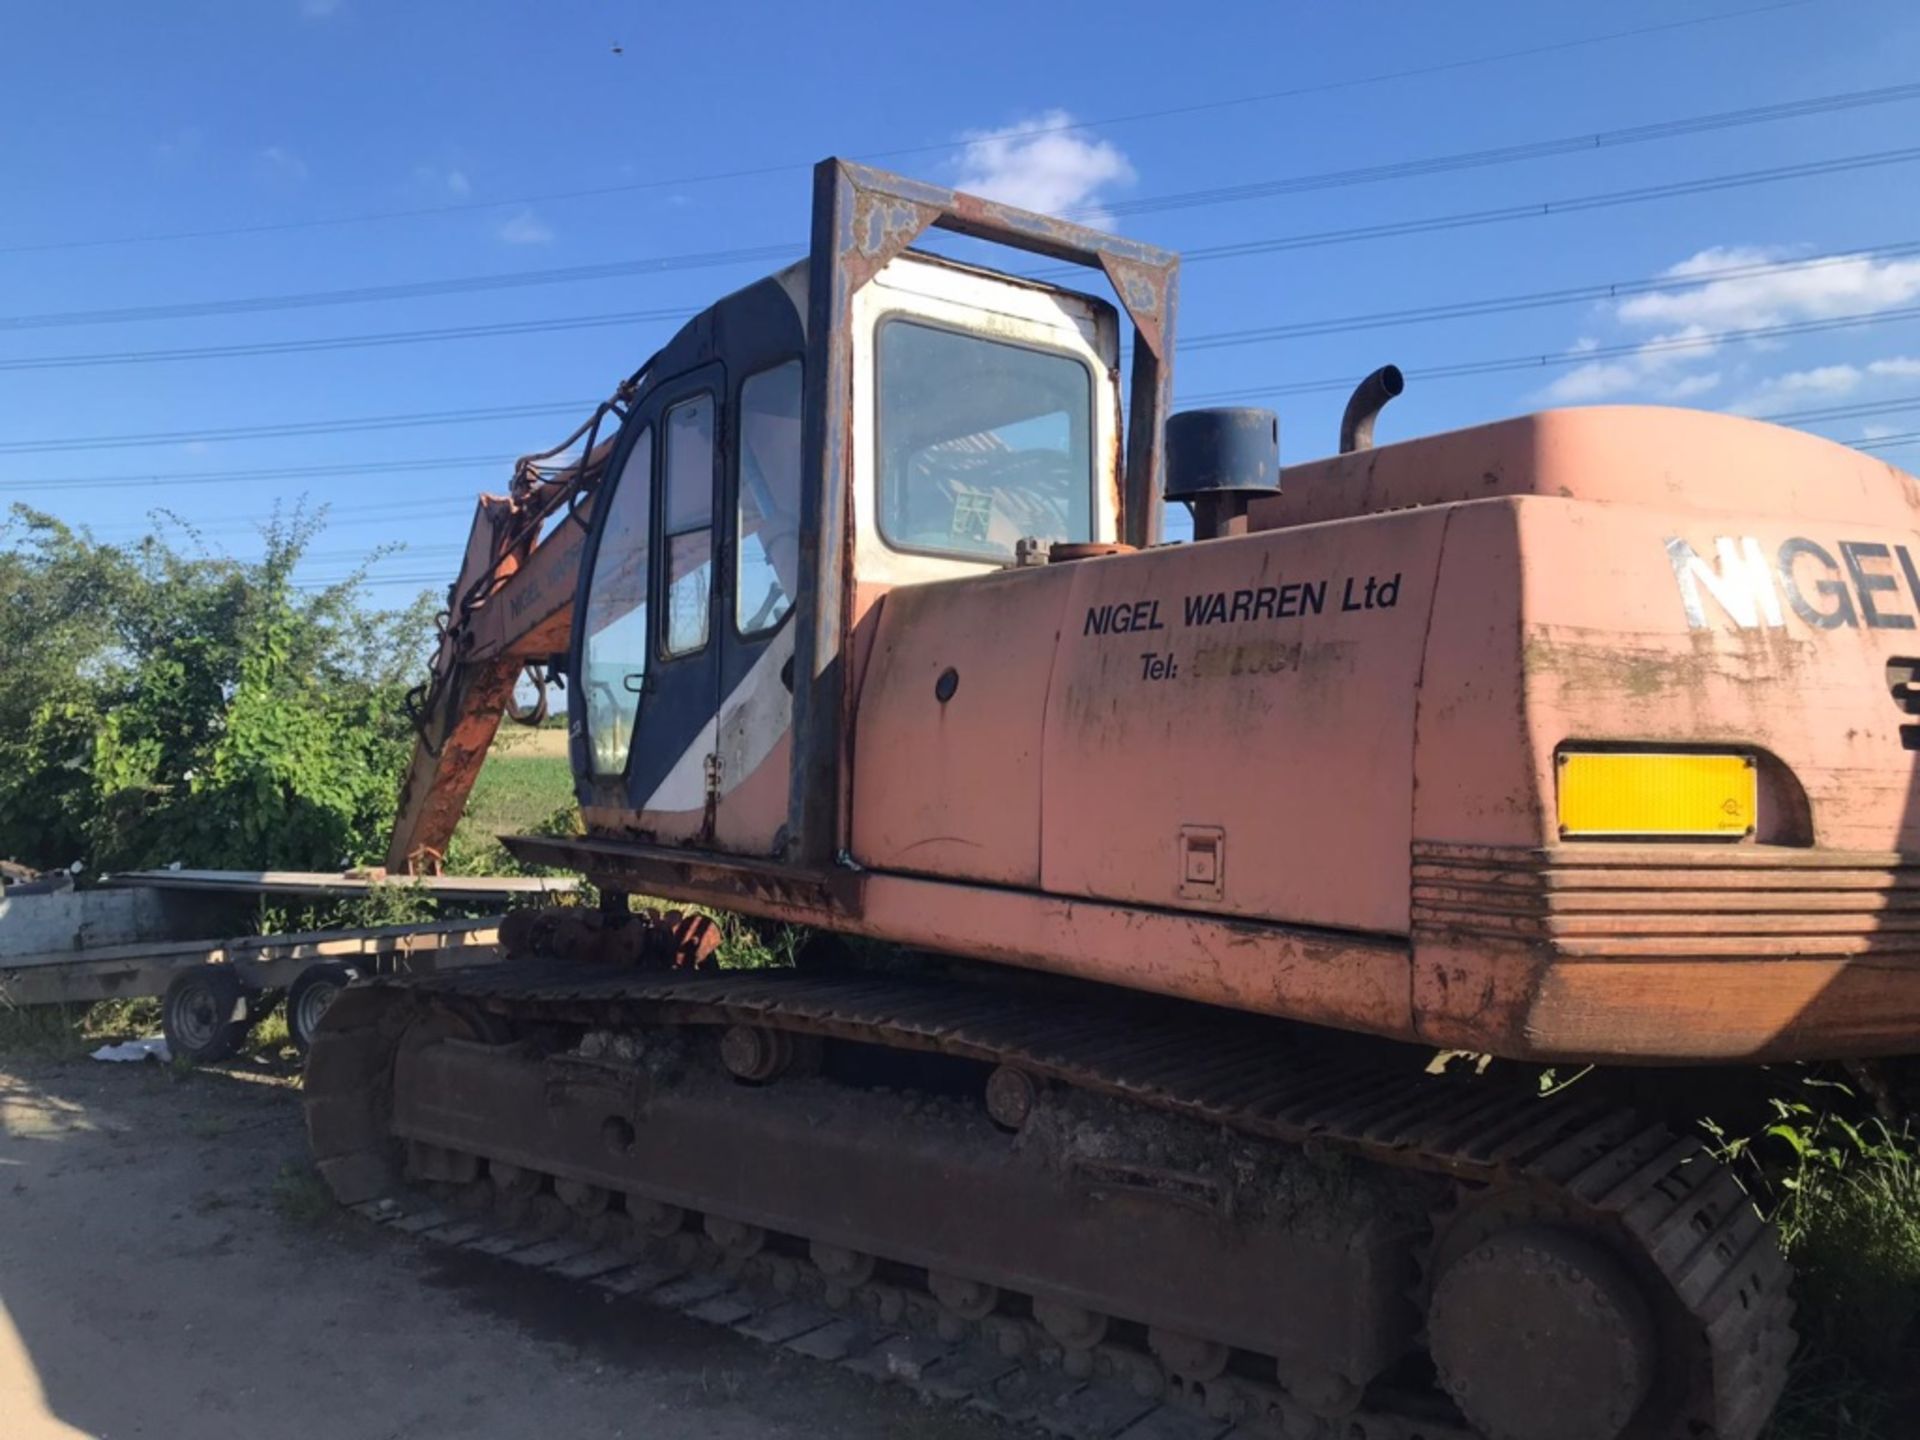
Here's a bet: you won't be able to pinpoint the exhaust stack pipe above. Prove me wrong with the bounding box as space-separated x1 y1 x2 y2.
1339 365 1404 454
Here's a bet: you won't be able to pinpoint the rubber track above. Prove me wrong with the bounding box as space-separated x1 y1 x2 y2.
310 962 1796 1440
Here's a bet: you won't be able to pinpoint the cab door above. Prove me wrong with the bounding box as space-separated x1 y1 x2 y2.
573 362 725 844
633 366 725 842
712 357 804 854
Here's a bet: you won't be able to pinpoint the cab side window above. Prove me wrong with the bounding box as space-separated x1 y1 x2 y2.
581 426 652 776
662 395 715 656
736 360 803 635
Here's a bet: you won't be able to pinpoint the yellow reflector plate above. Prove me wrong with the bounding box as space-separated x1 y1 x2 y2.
1557 752 1754 838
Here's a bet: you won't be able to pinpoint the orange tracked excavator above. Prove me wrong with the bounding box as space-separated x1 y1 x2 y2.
309 158 1920 1440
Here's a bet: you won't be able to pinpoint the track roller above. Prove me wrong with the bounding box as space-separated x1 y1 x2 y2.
1149 1327 1229 1384
928 1271 999 1321
984 1065 1038 1129
626 1195 685 1238
809 1240 876 1305
704 1215 766 1260
554 1178 610 1217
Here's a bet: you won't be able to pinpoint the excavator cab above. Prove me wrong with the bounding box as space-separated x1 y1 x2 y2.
566 160 1177 862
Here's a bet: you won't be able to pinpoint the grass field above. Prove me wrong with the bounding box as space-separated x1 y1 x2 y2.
447 724 577 872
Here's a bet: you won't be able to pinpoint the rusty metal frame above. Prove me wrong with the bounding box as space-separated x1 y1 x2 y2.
786 158 1181 869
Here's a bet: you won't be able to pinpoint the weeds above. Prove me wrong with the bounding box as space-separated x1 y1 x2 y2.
713 913 805 970
242 1003 298 1065
255 879 442 938
270 1161 335 1227
1710 1074 1920 1439
0 995 162 1060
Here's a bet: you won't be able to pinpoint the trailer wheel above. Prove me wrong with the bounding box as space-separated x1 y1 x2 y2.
286 963 360 1052
162 966 251 1065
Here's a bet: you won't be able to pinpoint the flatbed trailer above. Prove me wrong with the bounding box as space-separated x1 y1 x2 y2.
0 916 503 1009
0 868 575 1058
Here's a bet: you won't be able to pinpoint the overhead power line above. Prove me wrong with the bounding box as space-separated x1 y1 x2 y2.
0 0 1809 258
0 306 695 373
0 402 593 455
1145 148 1920 268
1181 308 1920 405
13 141 1919 337
1763 393 1920 425
10 242 1917 376
0 455 514 492
1095 80 1920 222
1180 241 1920 351
0 246 796 333
1859 431 1920 451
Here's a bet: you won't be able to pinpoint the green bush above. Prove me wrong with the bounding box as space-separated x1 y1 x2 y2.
0 505 430 874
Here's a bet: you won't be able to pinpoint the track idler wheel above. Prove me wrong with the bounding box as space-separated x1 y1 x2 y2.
1427 1224 1657 1440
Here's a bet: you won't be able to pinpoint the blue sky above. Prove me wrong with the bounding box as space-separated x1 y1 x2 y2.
5 0 1920 605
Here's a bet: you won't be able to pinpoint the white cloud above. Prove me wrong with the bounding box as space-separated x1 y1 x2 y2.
259 145 308 182
1619 245 1920 331
496 209 554 246
1536 240 1920 409
1863 424 1901 441
445 169 471 198
1727 354 1920 414
1734 363 1865 410
1539 324 1721 404
1541 360 1642 403
300 0 342 17
954 111 1134 226
1661 372 1723 401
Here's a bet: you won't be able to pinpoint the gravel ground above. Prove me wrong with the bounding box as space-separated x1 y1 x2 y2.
0 1055 1011 1440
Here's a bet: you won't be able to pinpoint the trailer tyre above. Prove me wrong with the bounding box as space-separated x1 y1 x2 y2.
287 963 360 1052
162 966 251 1066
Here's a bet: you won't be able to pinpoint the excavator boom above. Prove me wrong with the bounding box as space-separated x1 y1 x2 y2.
384 407 621 873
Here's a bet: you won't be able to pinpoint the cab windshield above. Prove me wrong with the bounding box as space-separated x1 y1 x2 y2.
875 319 1095 562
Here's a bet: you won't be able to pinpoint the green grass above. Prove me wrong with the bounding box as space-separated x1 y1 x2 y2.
1721 1085 1920 1439
0 996 162 1060
0 991 305 1069
446 729 577 873
270 1161 336 1227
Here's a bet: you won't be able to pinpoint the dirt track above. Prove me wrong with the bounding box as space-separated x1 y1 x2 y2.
0 1056 1009 1440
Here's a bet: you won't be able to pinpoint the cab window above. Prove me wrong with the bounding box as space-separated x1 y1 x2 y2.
736 360 803 634
662 394 715 656
875 320 1094 562
581 426 652 776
